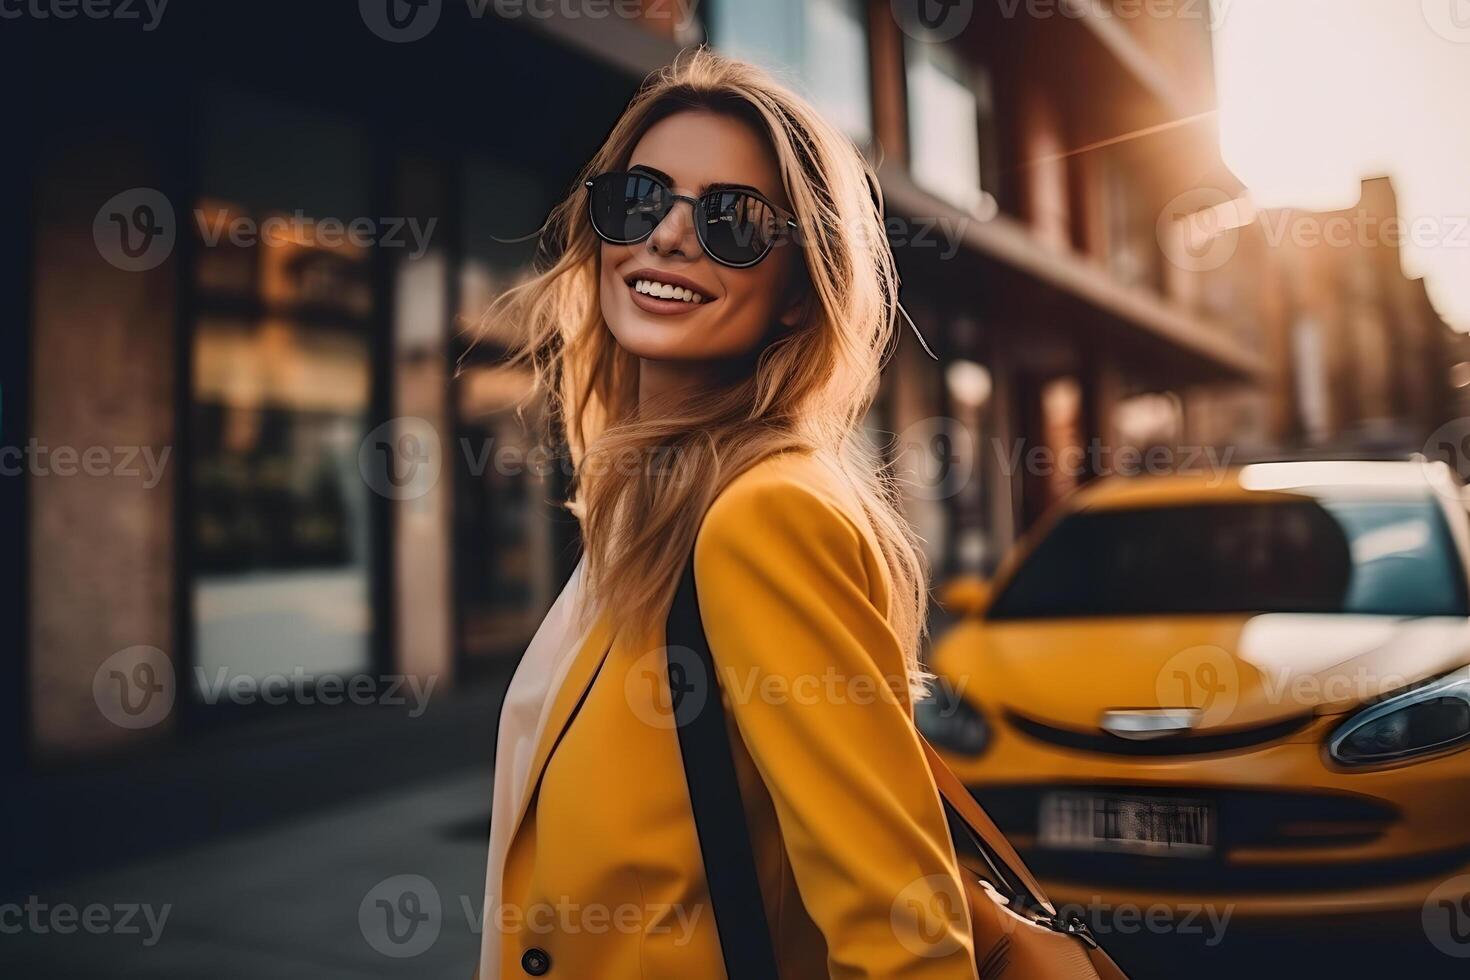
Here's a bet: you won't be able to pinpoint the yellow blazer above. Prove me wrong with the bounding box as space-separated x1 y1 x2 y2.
489 449 978 979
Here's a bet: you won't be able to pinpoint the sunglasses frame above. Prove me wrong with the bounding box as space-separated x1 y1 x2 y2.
584 170 799 269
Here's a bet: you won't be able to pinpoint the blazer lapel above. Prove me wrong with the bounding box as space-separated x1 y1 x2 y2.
508 607 618 841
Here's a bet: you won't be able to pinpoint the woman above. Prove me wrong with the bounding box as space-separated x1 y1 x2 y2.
476 48 978 979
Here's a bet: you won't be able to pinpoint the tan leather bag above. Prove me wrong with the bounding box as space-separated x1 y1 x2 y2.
924 741 1130 979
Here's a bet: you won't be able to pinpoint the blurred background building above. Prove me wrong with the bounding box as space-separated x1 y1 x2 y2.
1 1 1462 975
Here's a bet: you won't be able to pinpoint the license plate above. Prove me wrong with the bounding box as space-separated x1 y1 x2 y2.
1039 792 1215 857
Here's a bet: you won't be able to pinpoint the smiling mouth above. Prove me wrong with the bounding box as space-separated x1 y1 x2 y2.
629 277 708 305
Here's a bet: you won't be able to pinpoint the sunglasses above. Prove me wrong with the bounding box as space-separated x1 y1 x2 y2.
584 169 798 268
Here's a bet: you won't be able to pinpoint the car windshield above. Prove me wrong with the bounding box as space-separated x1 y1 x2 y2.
986 497 1469 619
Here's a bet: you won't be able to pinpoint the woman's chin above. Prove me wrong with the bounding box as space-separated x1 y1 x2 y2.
608 318 714 361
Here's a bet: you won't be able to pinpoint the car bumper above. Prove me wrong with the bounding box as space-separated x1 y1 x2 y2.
944 713 1470 919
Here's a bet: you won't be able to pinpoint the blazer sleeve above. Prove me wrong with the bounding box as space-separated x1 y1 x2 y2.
692 474 979 979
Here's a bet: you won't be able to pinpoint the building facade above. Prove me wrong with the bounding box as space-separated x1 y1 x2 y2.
5 0 1456 773
1252 177 1457 451
866 0 1269 574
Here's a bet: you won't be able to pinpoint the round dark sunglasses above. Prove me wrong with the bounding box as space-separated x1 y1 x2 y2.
584 170 799 269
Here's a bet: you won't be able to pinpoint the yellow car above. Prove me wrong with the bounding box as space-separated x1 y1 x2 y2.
923 460 1470 927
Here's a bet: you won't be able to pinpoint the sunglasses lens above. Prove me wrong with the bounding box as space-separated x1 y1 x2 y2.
700 190 781 265
589 172 668 244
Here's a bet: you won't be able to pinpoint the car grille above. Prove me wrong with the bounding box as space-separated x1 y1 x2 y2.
1005 709 1315 756
970 784 1436 894
1018 843 1470 895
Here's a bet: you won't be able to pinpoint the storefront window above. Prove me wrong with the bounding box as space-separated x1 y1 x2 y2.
454 156 567 666
189 92 377 693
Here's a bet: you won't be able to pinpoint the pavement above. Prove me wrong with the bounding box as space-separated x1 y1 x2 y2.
3 769 494 979
3 663 1462 978
5 768 1454 979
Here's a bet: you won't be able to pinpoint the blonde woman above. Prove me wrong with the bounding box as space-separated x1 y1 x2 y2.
476 49 978 979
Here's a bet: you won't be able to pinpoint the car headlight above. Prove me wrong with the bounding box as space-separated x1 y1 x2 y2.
1329 667 1470 766
916 677 990 756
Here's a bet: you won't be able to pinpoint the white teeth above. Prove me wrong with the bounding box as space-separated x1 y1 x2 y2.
633 279 705 304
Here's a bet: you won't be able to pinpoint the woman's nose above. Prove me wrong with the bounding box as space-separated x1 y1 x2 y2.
647 197 698 259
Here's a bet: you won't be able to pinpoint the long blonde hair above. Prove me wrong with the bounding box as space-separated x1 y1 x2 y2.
477 48 932 697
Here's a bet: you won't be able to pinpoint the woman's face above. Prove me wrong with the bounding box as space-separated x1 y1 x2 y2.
598 109 805 365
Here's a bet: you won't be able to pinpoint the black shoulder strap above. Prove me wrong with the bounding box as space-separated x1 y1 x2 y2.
665 556 782 980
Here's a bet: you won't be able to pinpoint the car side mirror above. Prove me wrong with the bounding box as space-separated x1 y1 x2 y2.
938 576 991 616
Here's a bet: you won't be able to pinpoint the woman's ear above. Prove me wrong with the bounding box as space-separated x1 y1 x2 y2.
778 264 814 329
779 291 812 329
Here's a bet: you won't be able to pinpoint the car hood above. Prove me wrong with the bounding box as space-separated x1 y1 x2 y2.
946 613 1470 733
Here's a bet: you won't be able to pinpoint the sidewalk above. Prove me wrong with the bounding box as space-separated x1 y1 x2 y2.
3 769 494 979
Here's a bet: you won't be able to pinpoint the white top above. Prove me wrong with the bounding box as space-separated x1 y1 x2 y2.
477 555 594 979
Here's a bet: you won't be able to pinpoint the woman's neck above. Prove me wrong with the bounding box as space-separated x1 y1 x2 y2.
637 358 717 413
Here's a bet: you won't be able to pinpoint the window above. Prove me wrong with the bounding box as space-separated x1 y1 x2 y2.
189 91 377 691
453 156 566 663
906 38 987 214
1291 316 1330 442
988 499 1468 620
710 0 872 146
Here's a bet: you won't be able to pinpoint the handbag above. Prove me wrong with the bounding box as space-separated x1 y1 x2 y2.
665 555 1131 979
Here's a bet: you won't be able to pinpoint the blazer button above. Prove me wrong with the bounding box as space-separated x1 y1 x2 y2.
521 947 551 975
